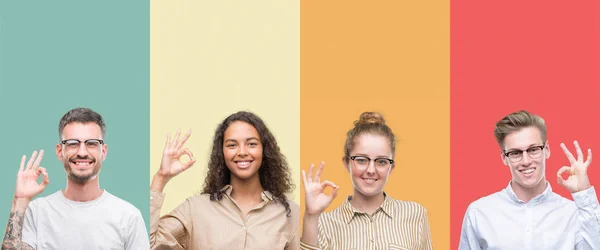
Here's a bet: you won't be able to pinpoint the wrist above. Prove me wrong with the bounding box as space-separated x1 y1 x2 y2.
151 173 170 192
12 197 30 212
303 211 321 220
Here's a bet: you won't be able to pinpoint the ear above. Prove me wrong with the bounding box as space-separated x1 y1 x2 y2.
500 150 508 166
342 156 350 173
101 144 108 161
545 140 550 159
56 143 63 160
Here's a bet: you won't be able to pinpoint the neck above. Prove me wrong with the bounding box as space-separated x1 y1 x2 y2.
63 177 102 202
511 179 547 203
229 174 264 204
350 190 385 215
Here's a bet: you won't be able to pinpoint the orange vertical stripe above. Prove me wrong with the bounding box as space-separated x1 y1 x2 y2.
300 1 449 249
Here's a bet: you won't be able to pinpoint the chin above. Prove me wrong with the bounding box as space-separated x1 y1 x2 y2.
517 178 543 189
231 170 259 180
355 186 383 197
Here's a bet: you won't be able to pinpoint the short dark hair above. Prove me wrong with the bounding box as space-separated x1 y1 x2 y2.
58 107 106 139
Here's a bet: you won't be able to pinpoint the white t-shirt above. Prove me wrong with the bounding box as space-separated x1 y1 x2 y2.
22 190 149 250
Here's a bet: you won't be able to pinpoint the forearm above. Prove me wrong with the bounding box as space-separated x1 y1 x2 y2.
1 199 33 250
149 191 164 247
573 187 600 249
300 213 320 249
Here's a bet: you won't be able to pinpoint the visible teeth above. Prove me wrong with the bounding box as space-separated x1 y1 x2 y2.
74 162 90 165
522 168 534 174
363 178 377 183
237 161 250 166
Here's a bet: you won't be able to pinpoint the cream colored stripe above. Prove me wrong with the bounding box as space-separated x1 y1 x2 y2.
151 1 300 215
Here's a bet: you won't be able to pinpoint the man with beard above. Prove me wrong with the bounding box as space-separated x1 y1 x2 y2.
1 108 149 249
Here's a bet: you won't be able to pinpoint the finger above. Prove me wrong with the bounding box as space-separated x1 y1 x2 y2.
180 149 196 169
26 151 38 170
560 143 576 164
171 129 181 149
36 167 47 178
574 141 583 162
331 186 339 199
557 166 571 186
40 171 49 190
165 132 172 148
19 155 26 172
32 150 44 170
586 149 592 166
557 166 571 177
307 164 314 184
321 180 338 190
301 170 308 187
314 161 324 183
176 130 192 150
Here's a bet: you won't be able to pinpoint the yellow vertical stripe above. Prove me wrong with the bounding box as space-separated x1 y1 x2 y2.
151 1 300 215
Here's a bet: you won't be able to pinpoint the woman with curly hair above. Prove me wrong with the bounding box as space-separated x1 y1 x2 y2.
150 111 299 250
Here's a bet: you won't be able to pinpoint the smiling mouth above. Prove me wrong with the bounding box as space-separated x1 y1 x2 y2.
519 168 535 175
234 160 253 168
71 161 94 167
362 178 378 184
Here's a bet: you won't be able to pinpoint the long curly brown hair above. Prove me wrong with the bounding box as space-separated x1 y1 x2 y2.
201 111 295 217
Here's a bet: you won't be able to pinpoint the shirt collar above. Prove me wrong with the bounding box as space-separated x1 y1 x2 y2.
220 185 273 202
505 181 552 204
340 192 394 224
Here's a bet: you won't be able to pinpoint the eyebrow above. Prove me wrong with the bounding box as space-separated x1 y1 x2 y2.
224 137 260 143
353 153 391 158
505 143 543 151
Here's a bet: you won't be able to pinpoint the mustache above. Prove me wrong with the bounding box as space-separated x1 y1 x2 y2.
69 156 96 162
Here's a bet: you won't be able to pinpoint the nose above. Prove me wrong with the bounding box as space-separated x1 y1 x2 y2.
365 160 376 174
237 145 248 157
76 143 89 157
520 152 533 166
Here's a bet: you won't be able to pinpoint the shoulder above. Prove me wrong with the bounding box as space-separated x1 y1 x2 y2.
459 190 508 222
285 199 300 212
28 191 62 210
103 191 143 218
466 189 506 211
185 193 214 206
318 202 348 224
387 198 429 220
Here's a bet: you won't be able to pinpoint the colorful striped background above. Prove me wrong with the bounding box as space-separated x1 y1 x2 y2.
0 1 598 249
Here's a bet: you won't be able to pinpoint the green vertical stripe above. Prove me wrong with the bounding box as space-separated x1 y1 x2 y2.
0 1 150 231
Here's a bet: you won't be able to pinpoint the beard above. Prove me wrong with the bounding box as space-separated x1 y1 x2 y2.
63 155 101 183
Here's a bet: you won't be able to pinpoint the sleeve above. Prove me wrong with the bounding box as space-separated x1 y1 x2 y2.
125 208 150 250
458 205 481 250
572 186 600 250
21 202 37 249
419 209 433 250
149 191 193 250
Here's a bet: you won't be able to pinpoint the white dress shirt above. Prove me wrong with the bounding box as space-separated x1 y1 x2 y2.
459 182 600 250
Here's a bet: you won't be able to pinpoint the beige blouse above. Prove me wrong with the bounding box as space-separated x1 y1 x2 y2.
150 185 300 250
